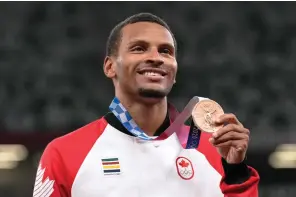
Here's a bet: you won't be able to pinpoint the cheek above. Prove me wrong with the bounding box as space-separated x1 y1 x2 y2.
115 59 131 77
174 66 178 77
170 63 178 79
116 64 137 85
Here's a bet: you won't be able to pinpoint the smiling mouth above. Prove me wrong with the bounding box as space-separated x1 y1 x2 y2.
137 68 167 77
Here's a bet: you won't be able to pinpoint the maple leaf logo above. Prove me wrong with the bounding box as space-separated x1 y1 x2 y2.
33 164 55 197
178 159 189 168
176 157 194 180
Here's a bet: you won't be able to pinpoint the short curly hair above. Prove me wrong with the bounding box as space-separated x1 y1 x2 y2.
106 12 177 57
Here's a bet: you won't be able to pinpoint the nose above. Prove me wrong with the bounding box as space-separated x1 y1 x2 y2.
145 48 164 67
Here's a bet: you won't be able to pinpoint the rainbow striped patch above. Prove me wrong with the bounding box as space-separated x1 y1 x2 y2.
101 158 121 175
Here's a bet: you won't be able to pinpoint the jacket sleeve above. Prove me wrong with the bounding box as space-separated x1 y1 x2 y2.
197 132 260 197
220 158 260 197
33 141 70 197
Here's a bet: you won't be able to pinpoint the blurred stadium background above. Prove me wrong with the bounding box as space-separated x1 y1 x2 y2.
0 1 296 197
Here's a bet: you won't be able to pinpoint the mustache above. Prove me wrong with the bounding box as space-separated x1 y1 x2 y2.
136 63 173 72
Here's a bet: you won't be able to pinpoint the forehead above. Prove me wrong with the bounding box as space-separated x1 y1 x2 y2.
120 22 175 47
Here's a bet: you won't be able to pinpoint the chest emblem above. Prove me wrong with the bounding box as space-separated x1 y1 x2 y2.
101 158 121 175
176 157 194 180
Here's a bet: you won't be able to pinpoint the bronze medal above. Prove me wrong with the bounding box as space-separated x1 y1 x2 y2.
192 99 224 133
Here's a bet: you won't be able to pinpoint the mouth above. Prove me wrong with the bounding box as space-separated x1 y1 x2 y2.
137 68 167 77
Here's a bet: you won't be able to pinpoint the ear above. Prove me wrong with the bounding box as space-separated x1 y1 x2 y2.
103 56 116 78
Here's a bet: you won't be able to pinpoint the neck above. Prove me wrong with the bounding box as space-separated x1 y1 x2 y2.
115 92 167 137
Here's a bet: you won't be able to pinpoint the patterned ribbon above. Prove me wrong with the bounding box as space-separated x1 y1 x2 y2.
109 96 202 149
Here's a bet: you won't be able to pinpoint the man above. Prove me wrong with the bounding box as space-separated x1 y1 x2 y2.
33 13 259 197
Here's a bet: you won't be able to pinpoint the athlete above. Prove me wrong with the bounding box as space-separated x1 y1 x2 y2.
33 13 259 197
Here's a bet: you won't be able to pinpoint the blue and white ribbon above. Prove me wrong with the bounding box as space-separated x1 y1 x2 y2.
109 96 202 148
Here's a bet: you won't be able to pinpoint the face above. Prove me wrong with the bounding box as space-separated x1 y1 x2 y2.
104 22 177 102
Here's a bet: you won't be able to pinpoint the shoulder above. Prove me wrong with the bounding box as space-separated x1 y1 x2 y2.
41 117 109 172
49 117 108 151
37 117 109 187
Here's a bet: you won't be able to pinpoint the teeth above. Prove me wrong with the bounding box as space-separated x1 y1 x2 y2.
144 72 161 76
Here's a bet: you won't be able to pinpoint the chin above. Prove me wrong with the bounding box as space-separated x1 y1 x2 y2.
138 88 170 99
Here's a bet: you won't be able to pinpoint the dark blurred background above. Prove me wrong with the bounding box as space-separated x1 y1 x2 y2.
0 2 296 197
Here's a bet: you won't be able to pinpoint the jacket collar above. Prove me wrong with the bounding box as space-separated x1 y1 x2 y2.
103 111 171 137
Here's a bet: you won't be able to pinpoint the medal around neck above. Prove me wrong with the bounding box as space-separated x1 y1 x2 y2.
109 96 202 149
109 97 152 140
191 99 224 133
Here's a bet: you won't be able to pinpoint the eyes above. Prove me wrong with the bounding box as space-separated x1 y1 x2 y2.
131 46 145 52
160 48 172 55
130 45 174 56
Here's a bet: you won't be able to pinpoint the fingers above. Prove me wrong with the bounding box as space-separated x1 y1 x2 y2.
210 113 250 151
212 123 250 139
210 139 248 151
210 131 249 146
210 120 250 152
214 113 243 127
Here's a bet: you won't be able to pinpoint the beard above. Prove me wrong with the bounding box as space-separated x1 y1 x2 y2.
138 87 171 99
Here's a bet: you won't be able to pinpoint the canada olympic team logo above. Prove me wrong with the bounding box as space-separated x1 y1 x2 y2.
176 157 194 180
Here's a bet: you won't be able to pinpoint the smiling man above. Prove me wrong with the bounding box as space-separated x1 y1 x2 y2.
33 13 259 197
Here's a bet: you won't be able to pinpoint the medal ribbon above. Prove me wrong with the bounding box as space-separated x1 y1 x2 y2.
109 96 202 149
